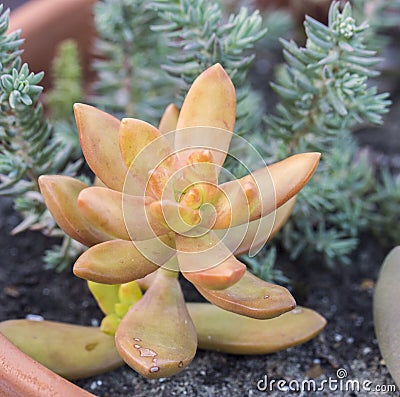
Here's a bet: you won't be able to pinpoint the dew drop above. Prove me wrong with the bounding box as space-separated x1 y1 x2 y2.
134 344 141 349
134 338 141 342
178 361 183 368
150 366 159 373
26 314 44 322
139 348 157 357
263 295 269 299
291 308 303 314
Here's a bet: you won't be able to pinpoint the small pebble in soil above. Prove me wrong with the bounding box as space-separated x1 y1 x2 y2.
89 380 102 391
360 278 375 291
334 333 343 342
25 314 44 321
354 315 364 326
81 300 90 308
363 347 372 355
42 288 50 296
3 286 20 298
90 318 99 327
346 337 354 344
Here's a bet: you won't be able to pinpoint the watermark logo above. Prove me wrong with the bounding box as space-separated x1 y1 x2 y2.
256 368 397 394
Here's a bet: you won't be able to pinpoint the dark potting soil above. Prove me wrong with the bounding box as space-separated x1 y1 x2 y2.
0 192 397 397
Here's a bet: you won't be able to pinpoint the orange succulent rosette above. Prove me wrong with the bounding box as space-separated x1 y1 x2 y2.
39 64 324 378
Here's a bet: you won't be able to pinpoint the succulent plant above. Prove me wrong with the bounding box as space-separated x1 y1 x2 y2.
1 64 326 381
373 246 400 389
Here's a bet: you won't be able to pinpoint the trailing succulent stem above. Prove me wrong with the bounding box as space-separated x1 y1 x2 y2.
46 40 84 124
91 0 173 124
0 6 84 271
264 1 391 265
151 0 267 135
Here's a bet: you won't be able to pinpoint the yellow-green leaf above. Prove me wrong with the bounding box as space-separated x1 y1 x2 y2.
115 269 197 379
188 303 326 354
0 320 123 381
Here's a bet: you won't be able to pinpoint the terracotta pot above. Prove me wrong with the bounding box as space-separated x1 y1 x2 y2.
0 334 96 397
256 0 331 24
9 0 97 89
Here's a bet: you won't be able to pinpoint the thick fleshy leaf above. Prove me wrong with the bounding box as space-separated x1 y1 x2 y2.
195 271 296 319
373 246 400 388
78 187 168 241
119 118 166 168
136 270 158 291
119 118 175 196
158 103 179 135
149 199 201 234
116 268 197 379
74 238 174 284
262 153 319 209
176 232 245 290
74 103 128 191
188 303 327 354
233 196 297 256
118 281 142 305
212 153 320 229
77 186 130 240
0 320 123 381
87 282 120 315
181 257 246 290
175 64 236 168
38 175 111 246
93 176 107 188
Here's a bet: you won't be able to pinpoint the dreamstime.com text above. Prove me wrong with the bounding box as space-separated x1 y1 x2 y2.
257 369 397 393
